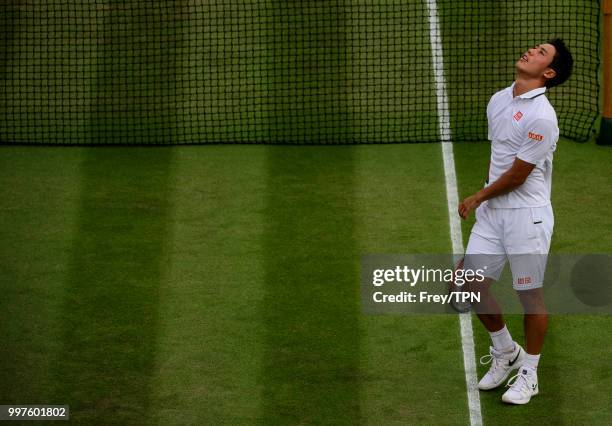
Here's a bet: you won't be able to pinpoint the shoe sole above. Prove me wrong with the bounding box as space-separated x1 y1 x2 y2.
502 387 539 405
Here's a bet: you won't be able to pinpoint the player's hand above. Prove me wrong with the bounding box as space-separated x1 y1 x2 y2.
458 195 481 219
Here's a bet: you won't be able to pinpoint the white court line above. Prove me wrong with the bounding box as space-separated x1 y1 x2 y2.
424 1 483 425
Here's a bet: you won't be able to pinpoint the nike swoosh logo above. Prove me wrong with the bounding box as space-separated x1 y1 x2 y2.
508 350 521 367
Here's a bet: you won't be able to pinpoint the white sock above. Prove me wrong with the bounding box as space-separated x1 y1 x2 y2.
489 325 514 352
523 353 540 371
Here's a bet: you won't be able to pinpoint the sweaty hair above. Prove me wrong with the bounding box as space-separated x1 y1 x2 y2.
545 38 573 88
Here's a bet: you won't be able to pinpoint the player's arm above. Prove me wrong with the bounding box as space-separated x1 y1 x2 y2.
458 158 535 219
458 118 556 220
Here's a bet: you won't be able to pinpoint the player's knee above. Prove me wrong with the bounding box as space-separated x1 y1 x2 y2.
517 288 547 314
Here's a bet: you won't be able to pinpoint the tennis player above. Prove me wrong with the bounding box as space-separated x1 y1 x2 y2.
458 39 573 404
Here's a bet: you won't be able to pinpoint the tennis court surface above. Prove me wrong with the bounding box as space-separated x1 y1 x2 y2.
1 1 611 424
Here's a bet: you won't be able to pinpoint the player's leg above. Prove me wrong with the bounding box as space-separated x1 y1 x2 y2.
464 205 525 390
464 268 525 390
500 286 546 404
502 206 553 404
470 277 504 331
465 203 507 330
518 287 547 354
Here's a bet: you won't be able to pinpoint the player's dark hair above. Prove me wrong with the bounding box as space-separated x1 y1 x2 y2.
545 38 573 88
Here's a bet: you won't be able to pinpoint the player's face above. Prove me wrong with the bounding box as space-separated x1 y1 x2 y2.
516 43 557 80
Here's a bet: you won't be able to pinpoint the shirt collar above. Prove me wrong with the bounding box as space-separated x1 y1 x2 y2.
509 82 547 99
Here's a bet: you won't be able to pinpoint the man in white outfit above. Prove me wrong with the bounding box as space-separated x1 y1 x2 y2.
458 39 573 404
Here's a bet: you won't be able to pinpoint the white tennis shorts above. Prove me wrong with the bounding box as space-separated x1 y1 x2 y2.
464 201 554 290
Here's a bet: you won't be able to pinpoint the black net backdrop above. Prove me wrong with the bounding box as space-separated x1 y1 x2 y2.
0 0 601 144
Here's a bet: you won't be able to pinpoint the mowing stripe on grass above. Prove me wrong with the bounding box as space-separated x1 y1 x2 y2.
0 147 83 404
262 146 360 423
425 0 482 424
52 148 175 423
150 146 267 424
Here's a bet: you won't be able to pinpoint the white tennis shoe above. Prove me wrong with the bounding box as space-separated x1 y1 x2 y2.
502 367 539 404
477 343 525 390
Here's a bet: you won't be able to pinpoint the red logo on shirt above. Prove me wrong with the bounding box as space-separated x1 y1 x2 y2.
517 277 532 285
514 111 523 121
528 132 544 141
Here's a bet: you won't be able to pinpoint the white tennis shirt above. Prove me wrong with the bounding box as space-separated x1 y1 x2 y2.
486 83 559 208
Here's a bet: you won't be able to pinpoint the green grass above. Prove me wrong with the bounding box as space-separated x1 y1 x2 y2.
52 148 175 421
1 138 612 424
0 144 468 424
149 146 267 424
0 148 82 406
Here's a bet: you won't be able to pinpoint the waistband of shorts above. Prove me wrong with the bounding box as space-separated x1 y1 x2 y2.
486 202 551 210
